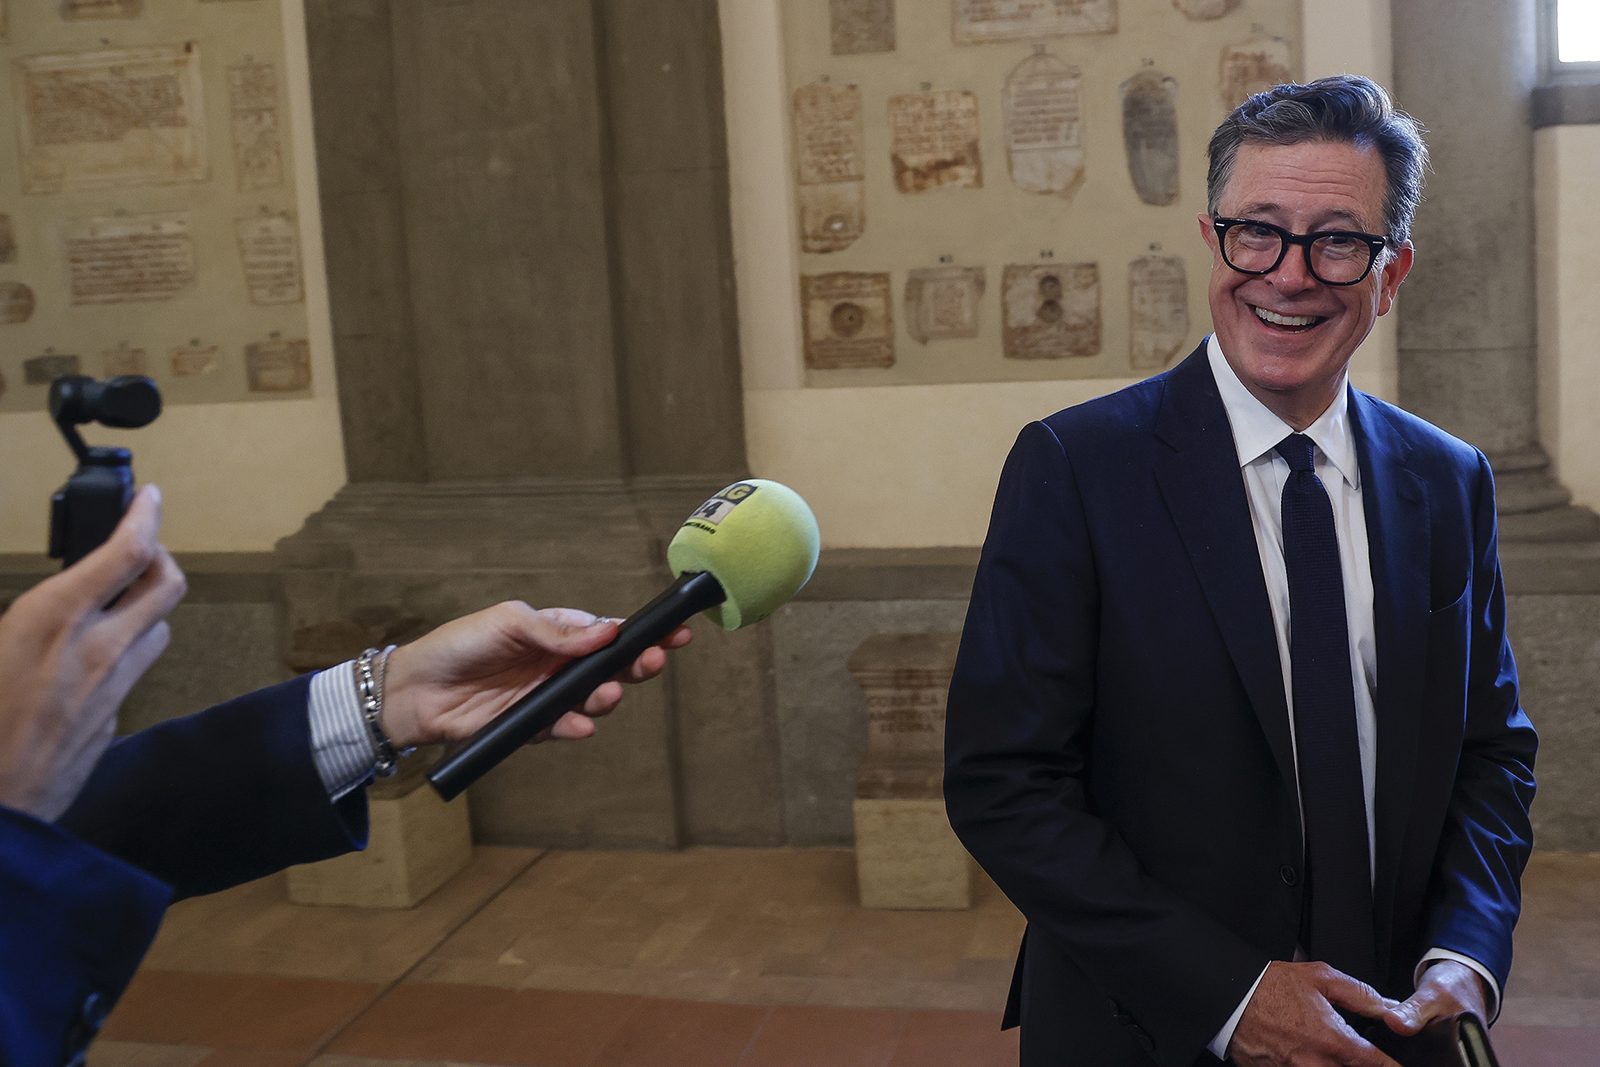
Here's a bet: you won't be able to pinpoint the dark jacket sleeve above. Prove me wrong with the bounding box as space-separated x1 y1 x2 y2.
945 421 1267 1067
1420 451 1538 992
1 804 169 1067
57 673 368 900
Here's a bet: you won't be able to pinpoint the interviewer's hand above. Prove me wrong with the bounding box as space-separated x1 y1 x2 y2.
379 602 692 749
1228 961 1403 1067
0 485 187 821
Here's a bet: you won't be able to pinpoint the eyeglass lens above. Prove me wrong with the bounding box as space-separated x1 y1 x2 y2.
1222 223 1376 285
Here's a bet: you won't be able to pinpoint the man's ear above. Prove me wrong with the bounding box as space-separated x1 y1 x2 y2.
1378 241 1415 316
1198 212 1217 252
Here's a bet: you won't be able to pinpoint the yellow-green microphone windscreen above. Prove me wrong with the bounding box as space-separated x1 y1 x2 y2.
666 480 821 630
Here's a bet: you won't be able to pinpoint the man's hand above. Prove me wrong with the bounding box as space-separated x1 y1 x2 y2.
0 485 187 821
379 602 693 749
1378 960 1490 1038
1228 961 1403 1067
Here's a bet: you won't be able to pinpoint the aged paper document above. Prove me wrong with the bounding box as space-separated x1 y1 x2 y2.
1129 255 1188 369
1221 37 1293 110
102 344 146 377
246 339 311 392
1002 263 1099 359
236 215 304 304
170 344 217 377
64 214 195 305
832 0 894 54
889 91 981 193
228 61 283 191
16 43 208 193
802 272 894 369
1174 0 1238 18
60 0 144 18
0 283 35 324
905 266 984 343
1004 53 1083 197
1121 71 1179 206
795 83 866 252
953 0 1116 44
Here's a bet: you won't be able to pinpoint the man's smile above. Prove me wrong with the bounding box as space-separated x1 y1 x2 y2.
1250 304 1328 333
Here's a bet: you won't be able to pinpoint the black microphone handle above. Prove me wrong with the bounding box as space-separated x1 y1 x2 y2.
427 570 726 801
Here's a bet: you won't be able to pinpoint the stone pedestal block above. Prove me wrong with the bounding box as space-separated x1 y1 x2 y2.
287 753 472 908
847 633 971 909
853 797 973 909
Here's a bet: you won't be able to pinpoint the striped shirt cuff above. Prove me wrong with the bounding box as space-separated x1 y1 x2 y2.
308 661 377 801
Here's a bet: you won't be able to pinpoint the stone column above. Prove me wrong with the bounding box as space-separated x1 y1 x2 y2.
287 0 783 849
1392 0 1599 541
848 634 973 910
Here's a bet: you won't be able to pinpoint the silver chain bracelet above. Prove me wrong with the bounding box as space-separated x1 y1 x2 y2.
355 645 413 777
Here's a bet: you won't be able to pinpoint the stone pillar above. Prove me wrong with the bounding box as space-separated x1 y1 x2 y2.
848 634 973 910
1392 0 1599 541
288 0 784 849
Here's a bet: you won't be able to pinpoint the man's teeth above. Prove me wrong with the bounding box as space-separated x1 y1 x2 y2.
1254 307 1320 327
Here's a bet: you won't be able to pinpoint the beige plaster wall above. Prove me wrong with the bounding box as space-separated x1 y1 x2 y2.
1535 123 1600 514
722 0 1396 548
0 0 343 553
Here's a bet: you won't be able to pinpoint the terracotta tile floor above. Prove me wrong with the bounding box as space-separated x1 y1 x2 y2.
88 847 1600 1067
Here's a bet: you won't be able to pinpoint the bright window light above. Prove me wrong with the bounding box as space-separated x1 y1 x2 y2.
1559 0 1600 63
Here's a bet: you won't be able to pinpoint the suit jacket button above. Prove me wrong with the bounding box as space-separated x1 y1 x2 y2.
1135 1028 1155 1053
1280 865 1298 886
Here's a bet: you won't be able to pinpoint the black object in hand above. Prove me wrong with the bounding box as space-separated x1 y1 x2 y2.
47 375 162 568
1359 1012 1500 1067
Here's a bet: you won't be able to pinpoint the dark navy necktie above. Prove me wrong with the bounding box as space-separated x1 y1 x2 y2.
1275 433 1377 984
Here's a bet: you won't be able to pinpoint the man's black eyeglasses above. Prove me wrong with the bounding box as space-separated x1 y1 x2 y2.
1211 217 1391 286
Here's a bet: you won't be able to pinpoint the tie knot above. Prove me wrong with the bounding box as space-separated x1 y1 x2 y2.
1275 433 1316 473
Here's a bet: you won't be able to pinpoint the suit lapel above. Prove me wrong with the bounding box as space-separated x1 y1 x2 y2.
1152 346 1297 799
1349 389 1429 981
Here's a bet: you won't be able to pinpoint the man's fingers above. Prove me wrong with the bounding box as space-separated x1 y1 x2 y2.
99 545 186 648
1318 966 1396 1020
516 607 618 659
93 621 172 721
64 485 165 612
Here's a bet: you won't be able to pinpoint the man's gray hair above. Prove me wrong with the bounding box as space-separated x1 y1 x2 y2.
1206 74 1428 246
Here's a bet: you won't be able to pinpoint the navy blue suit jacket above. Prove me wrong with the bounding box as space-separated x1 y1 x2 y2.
945 344 1537 1067
0 674 367 1067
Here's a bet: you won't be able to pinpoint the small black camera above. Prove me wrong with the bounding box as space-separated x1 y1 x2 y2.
48 375 162 568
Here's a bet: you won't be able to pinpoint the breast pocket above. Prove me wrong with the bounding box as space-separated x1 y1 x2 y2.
1426 582 1472 699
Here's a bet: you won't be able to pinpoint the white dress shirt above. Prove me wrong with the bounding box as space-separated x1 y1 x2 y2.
1201 337 1499 1059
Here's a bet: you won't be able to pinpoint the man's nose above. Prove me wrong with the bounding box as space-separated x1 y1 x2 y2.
1268 245 1319 292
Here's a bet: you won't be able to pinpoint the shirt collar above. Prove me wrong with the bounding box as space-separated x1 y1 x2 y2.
1206 334 1360 491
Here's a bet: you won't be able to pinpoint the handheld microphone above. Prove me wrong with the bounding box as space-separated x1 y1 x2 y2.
426 479 820 801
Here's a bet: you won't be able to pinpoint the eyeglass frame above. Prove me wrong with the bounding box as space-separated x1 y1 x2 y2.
1210 216 1393 287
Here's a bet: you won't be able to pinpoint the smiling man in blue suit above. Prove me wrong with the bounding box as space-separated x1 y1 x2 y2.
945 76 1537 1067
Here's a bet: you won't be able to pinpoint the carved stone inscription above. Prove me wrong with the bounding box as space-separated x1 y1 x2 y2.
905 266 984 344
1002 263 1100 359
888 91 981 193
0 215 14 263
802 272 894 369
24 354 80 384
1121 70 1179 206
953 0 1117 44
246 338 311 392
1221 37 1293 110
236 215 303 304
832 0 894 54
1174 0 1239 18
59 0 144 18
1129 255 1188 369
17 44 208 193
64 214 195 305
1004 53 1083 197
0 283 35 324
795 83 865 252
228 61 282 191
